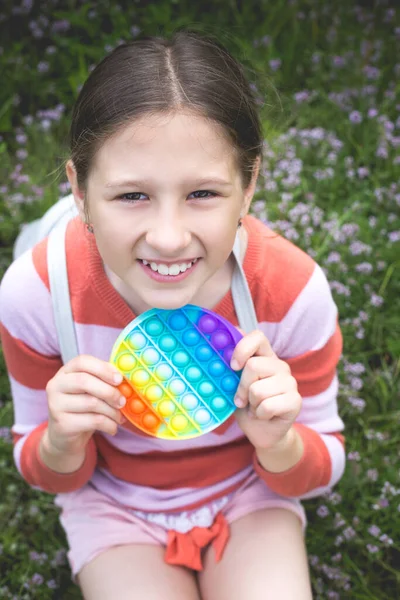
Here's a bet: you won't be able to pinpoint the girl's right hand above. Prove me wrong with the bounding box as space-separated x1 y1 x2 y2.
44 354 126 456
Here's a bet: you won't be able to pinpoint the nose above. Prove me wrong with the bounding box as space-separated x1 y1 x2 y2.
145 211 191 257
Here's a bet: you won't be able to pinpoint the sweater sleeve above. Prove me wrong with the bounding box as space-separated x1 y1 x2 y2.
0 247 96 493
254 263 346 498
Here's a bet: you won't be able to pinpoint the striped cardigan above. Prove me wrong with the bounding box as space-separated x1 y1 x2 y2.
0 214 345 510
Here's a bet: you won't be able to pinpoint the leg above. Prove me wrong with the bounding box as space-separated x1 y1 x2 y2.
77 543 201 600
198 508 313 600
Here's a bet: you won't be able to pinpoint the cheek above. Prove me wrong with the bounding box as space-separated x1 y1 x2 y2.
93 206 139 243
94 225 137 270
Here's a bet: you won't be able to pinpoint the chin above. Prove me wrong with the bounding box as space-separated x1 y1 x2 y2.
147 289 196 311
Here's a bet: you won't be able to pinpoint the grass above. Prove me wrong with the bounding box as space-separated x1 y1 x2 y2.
0 0 399 598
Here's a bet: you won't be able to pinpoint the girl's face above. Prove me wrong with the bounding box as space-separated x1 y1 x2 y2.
68 111 258 313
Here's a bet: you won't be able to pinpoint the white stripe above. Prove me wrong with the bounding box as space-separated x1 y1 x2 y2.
75 322 124 361
297 375 344 432
90 465 254 511
13 433 27 475
9 375 49 425
0 250 58 354
258 264 338 358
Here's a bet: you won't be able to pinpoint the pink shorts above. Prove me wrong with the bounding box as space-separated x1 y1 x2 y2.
54 471 306 581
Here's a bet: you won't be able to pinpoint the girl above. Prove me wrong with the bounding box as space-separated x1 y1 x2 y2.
0 31 345 599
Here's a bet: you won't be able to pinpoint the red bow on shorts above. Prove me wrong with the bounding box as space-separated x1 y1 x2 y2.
164 512 230 571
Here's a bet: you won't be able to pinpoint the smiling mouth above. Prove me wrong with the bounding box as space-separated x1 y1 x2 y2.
138 258 199 276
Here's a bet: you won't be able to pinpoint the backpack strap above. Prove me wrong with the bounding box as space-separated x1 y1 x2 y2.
47 220 79 363
231 232 258 333
47 224 257 363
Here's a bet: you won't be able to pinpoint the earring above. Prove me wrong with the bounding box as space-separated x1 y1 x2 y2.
86 223 94 233
237 218 243 229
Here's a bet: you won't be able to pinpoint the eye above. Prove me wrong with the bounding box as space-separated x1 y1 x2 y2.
189 190 218 199
118 192 148 203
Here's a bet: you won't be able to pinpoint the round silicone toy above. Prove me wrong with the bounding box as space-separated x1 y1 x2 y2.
110 305 243 440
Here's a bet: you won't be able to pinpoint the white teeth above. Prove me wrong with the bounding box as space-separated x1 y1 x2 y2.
169 264 181 276
157 264 170 275
141 258 197 275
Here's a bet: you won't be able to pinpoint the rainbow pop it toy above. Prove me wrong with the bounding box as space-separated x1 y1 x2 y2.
110 305 243 439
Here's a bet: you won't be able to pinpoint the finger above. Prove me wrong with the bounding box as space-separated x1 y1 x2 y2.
234 356 278 408
230 330 275 371
56 373 126 409
58 412 122 437
247 372 296 410
54 393 125 425
255 393 302 421
63 355 123 386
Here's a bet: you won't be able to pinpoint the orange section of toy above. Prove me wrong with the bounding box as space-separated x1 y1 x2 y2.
117 379 162 433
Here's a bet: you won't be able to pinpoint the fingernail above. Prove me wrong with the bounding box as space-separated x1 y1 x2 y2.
231 358 240 370
113 373 123 384
118 396 126 407
234 396 245 408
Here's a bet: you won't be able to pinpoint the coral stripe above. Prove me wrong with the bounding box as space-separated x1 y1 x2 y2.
19 422 97 493
31 237 50 290
253 423 338 497
94 432 253 490
0 323 62 389
245 217 316 323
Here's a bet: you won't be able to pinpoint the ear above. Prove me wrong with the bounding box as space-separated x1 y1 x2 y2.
241 155 261 217
66 160 87 222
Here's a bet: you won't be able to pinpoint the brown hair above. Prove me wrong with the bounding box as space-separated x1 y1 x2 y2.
69 29 263 193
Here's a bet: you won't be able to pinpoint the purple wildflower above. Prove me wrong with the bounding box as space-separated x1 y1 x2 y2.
368 525 381 537
37 61 49 73
31 573 44 585
379 534 393 546
294 90 312 103
317 505 330 518
16 149 28 160
343 526 356 540
0 427 12 442
349 241 371 255
59 181 71 194
347 451 361 461
377 146 388 158
370 294 384 307
367 469 378 482
363 65 380 80
16 133 27 144
349 110 363 123
355 262 373 274
348 397 366 412
332 55 346 67
357 167 369 178
51 20 70 33
269 58 282 71
349 377 363 390
131 25 141 37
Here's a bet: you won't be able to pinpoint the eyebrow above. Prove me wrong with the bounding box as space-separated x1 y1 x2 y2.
105 177 233 189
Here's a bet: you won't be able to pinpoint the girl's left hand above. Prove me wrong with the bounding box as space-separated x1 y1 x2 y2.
231 330 302 451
